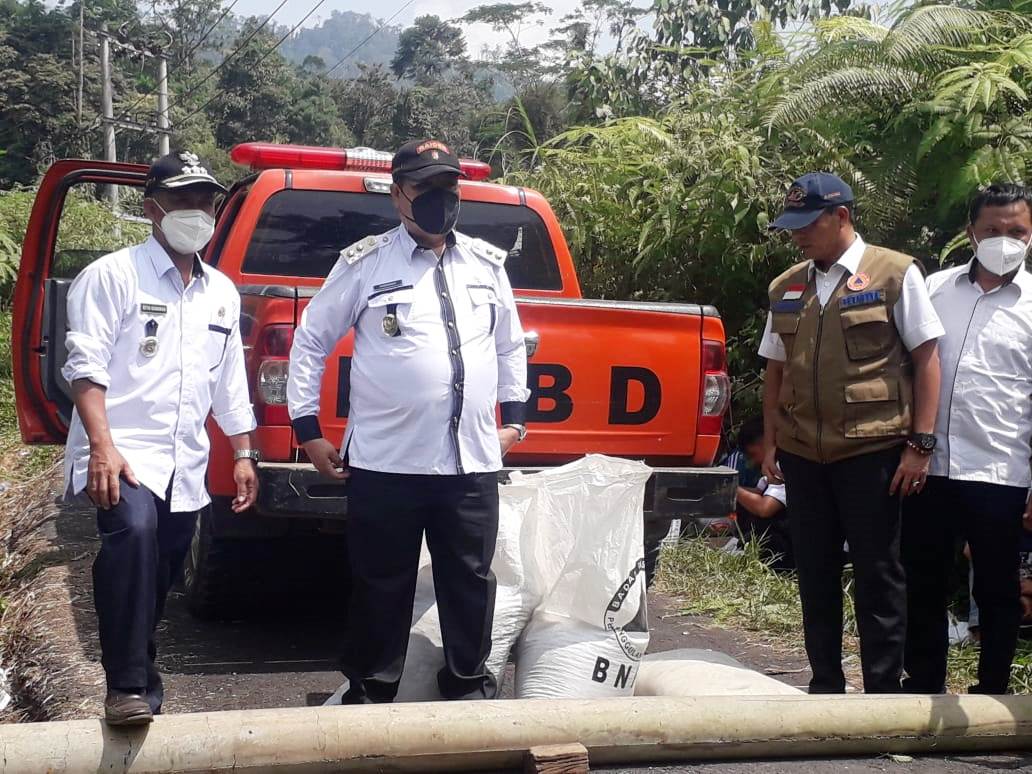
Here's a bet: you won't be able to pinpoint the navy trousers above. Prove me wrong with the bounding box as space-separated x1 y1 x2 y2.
92 478 198 712
902 476 1026 695
341 468 499 703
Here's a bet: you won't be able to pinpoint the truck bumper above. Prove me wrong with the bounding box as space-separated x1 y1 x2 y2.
250 462 737 525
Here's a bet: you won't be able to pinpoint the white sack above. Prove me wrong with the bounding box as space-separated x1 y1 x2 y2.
513 455 653 698
514 612 649 698
633 648 804 697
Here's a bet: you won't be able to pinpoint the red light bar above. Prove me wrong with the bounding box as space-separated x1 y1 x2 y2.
230 142 493 181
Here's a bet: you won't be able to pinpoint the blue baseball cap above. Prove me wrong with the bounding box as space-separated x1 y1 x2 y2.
772 172 854 230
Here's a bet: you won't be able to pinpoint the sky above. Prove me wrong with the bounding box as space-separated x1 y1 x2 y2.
230 0 646 57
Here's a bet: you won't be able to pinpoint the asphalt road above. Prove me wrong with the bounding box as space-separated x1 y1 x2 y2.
38 498 1032 773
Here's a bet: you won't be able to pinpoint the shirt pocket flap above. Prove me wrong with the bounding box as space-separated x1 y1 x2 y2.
367 287 414 307
840 303 889 328
845 377 898 403
467 285 499 306
771 313 800 335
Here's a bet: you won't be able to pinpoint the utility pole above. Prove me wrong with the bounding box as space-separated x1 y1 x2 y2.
100 25 119 207
77 0 84 126
157 53 170 156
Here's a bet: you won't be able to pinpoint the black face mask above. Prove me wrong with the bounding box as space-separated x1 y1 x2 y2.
401 186 460 235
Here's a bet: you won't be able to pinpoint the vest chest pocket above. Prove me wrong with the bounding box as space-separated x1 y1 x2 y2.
840 303 891 361
844 376 905 438
771 312 800 356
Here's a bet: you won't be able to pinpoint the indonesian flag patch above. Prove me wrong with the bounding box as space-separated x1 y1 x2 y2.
782 284 806 301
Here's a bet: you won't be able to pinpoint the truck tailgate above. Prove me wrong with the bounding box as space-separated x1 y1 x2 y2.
297 294 722 466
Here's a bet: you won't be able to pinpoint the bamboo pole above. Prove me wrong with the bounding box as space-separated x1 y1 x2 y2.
2 695 1031 773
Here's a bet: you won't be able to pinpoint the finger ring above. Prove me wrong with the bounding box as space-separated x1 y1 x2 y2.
911 480 921 488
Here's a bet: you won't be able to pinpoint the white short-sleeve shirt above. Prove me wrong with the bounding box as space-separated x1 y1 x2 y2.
758 236 944 361
926 261 1032 488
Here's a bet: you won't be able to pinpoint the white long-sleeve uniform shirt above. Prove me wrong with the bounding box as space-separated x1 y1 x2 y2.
927 260 1032 488
62 236 257 511
288 226 531 475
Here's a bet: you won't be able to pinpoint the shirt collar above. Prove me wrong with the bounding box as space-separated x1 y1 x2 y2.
958 257 1032 296
144 234 208 284
396 224 457 259
808 235 866 278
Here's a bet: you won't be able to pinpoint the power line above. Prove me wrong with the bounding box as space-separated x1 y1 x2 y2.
176 0 328 127
163 0 292 115
323 0 418 78
99 0 244 132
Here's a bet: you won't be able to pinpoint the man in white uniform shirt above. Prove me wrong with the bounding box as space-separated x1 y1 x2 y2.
63 152 258 724
903 183 1032 695
287 139 530 703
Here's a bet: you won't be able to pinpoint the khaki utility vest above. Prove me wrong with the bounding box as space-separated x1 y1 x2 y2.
768 245 916 463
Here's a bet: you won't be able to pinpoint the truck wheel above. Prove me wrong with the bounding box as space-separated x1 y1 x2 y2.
183 505 245 621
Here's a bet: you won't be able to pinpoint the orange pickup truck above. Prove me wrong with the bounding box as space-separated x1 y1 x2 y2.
13 143 736 618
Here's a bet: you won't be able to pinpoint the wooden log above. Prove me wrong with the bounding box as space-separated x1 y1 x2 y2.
524 742 589 773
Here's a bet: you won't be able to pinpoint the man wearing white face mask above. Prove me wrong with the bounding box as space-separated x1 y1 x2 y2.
903 183 1032 695
62 151 258 724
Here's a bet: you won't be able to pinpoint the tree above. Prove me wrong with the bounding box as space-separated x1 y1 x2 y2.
461 2 552 91
338 64 399 149
147 0 231 72
391 15 466 85
203 21 296 148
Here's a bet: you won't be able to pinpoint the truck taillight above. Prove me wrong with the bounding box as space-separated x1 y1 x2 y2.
253 324 293 425
700 339 730 435
229 142 493 181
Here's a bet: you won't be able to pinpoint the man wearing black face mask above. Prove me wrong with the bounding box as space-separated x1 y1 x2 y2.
288 139 530 703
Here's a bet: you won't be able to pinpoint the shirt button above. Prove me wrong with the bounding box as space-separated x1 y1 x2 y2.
451 348 458 356
454 383 462 391
447 321 455 328
441 291 448 299
452 416 460 427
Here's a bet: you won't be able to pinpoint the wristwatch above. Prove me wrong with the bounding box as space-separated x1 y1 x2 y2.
906 433 936 455
503 424 528 442
233 449 262 463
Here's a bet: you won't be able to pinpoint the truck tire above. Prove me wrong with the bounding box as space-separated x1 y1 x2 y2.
183 505 245 621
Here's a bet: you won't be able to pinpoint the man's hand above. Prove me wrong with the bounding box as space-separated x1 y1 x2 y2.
762 446 782 484
1023 496 1032 532
232 459 259 513
499 427 520 457
890 446 931 497
304 437 349 480
87 442 138 509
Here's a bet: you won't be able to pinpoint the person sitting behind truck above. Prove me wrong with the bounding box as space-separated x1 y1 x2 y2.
730 417 794 570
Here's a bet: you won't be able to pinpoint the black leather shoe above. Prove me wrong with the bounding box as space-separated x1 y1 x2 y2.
105 690 154 725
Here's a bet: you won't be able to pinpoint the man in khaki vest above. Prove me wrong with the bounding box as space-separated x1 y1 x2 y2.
759 173 944 693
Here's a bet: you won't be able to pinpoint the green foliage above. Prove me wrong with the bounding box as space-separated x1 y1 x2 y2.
391 15 467 85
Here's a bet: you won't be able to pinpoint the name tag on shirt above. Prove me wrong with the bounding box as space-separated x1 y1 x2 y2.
140 303 167 316
840 290 885 309
772 299 804 313
782 284 806 301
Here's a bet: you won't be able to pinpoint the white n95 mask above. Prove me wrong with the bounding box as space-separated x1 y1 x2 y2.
974 234 1031 276
156 204 215 255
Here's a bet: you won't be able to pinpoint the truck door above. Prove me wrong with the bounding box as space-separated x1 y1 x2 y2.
12 160 149 444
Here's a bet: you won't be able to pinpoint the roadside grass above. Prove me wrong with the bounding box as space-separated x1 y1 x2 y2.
0 308 63 719
656 534 1031 695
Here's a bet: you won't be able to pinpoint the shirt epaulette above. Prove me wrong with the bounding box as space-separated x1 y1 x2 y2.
340 233 392 265
468 238 508 267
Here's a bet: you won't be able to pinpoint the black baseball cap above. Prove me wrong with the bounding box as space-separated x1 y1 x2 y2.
145 150 226 196
391 139 464 183
772 172 854 230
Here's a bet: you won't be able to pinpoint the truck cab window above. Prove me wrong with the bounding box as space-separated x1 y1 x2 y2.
240 189 563 291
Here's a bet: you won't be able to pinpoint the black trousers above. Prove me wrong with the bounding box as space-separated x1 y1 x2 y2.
342 468 499 703
737 504 795 571
93 479 198 712
779 447 906 694
902 476 1025 695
